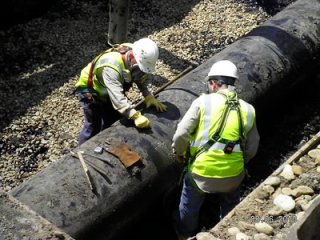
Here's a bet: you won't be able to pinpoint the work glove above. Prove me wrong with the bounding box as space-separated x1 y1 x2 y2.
82 92 95 104
130 111 150 129
144 95 167 112
172 148 186 164
175 155 186 164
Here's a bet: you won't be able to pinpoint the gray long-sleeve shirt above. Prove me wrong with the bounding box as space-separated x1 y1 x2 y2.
101 66 151 119
172 88 260 193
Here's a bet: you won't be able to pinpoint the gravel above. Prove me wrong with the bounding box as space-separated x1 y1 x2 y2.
209 143 320 240
0 0 274 192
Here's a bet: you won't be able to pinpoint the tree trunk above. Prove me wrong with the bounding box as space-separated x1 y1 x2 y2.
108 0 130 46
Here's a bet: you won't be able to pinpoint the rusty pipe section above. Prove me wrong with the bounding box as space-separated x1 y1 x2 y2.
10 0 320 239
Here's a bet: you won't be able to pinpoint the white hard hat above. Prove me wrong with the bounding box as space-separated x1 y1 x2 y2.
132 38 159 73
208 60 238 79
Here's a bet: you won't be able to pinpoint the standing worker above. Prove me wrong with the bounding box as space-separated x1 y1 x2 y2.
172 60 260 239
75 38 167 144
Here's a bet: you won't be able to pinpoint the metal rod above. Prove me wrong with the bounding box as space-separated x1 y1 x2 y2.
134 65 193 109
83 152 113 167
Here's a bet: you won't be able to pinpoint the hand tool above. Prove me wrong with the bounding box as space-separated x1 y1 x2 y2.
76 151 95 192
104 140 141 169
71 150 111 184
94 146 103 154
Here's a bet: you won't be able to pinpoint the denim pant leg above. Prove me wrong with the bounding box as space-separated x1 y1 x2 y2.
78 94 103 145
177 172 205 236
100 101 121 130
217 187 240 219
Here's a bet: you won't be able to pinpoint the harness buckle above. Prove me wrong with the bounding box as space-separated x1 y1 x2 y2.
223 141 236 154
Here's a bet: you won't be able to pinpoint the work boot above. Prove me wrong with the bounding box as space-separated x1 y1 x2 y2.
172 220 193 240
173 226 189 240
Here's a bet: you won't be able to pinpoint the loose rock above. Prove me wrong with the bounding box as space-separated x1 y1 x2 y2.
279 165 295 180
291 185 314 197
228 227 241 236
296 211 305 220
254 222 274 235
236 232 250 240
281 187 293 196
273 194 295 212
267 206 284 216
196 232 218 240
292 165 303 175
308 149 320 159
264 176 281 187
254 233 271 240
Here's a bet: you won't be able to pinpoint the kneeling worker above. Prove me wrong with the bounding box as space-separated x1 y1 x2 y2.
75 38 167 144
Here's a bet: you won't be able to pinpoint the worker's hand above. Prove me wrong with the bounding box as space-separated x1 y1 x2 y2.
130 111 151 128
82 92 94 104
175 155 186 164
144 95 167 112
172 148 186 164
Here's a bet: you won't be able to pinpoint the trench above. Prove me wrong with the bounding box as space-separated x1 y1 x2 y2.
83 67 320 240
6 0 320 239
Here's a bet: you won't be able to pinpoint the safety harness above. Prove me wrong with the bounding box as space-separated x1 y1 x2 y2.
187 91 244 166
87 44 132 89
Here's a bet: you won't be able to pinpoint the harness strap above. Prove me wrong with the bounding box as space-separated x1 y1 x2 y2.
87 50 111 89
87 45 131 89
188 92 244 164
178 92 247 186
87 60 96 89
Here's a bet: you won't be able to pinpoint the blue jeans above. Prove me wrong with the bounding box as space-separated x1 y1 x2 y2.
175 172 241 236
78 92 121 145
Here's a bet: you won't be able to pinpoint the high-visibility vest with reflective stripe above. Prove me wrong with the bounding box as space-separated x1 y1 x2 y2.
75 43 133 100
189 91 255 178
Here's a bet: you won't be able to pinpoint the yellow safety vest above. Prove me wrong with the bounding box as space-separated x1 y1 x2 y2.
189 91 255 178
75 43 133 101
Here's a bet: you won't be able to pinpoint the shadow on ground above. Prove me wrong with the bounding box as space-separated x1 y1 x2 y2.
0 0 200 131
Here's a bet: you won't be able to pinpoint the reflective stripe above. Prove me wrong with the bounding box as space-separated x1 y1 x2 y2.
191 141 204 147
209 142 241 152
191 93 254 148
95 57 122 72
202 95 213 143
242 101 254 134
190 95 213 147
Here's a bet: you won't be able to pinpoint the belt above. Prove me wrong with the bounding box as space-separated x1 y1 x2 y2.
209 142 241 152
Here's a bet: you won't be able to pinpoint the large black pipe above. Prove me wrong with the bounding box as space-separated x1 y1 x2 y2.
10 0 320 239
